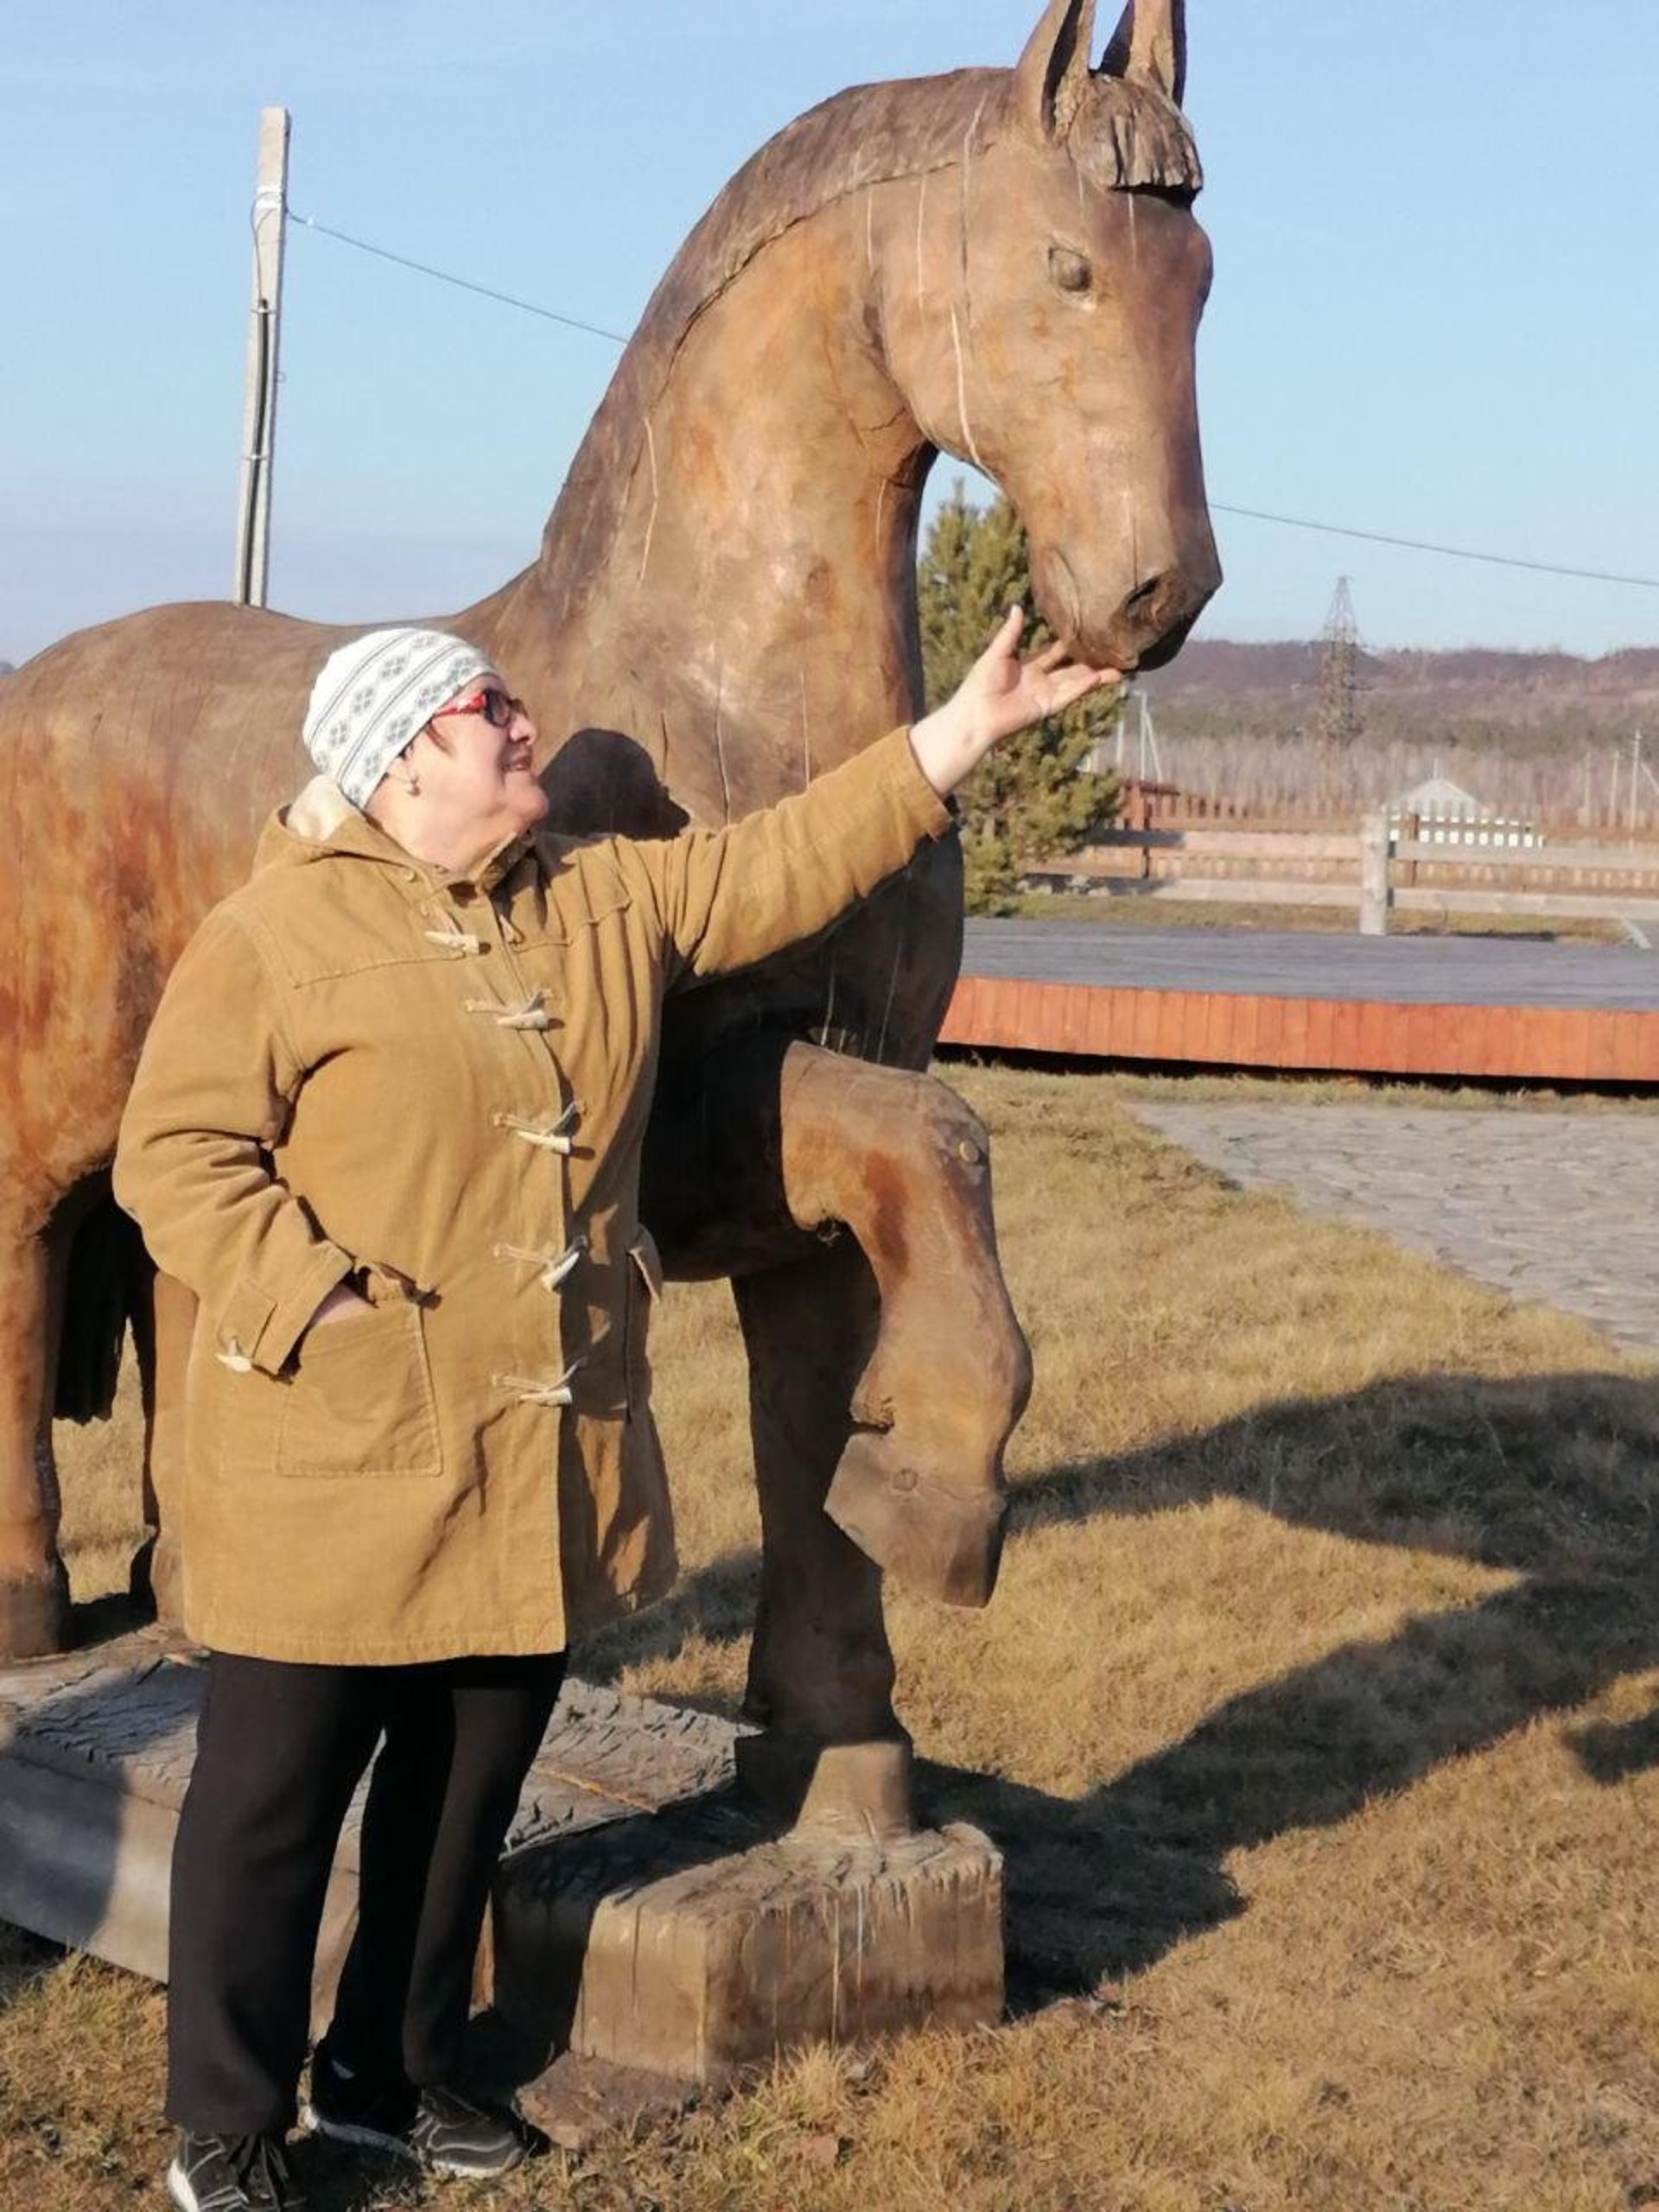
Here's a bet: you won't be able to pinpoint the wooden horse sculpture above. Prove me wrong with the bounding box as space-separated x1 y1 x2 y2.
0 0 1218 1828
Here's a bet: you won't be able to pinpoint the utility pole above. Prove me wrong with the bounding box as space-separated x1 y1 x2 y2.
1099 683 1160 784
232 106 290 608
1637 731 1659 817
1141 690 1164 782
1630 729 1644 836
1117 689 1163 782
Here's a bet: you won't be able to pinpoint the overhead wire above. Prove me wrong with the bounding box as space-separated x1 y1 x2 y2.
285 208 1659 595
285 209 632 346
1211 505 1659 594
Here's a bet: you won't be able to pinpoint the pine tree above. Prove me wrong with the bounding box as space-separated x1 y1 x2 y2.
917 483 1122 912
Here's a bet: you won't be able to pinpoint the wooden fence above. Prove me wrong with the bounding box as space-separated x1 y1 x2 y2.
1030 817 1659 936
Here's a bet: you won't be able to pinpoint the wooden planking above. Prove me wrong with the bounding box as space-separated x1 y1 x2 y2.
0 1638 751 2041
1083 829 1659 873
1027 874 1363 909
1085 829 1363 861
1029 832 1659 927
938 976 1659 1082
1391 838 1659 874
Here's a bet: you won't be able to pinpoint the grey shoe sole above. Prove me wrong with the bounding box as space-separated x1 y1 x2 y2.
167 2158 254 2212
297 2101 419 2166
298 2100 528 2180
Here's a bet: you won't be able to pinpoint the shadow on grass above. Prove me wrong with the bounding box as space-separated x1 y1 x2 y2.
1570 1706 1659 1784
920 1569 1653 2006
283 2132 429 2212
588 1368 1659 2002
578 1546 760 1700
0 1922 64 2014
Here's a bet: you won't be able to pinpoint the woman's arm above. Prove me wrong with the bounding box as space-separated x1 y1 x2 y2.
909 605 1115 797
631 609 1116 988
112 904 360 1374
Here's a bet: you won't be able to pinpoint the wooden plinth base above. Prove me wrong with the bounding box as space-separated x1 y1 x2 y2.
493 1791 1003 2084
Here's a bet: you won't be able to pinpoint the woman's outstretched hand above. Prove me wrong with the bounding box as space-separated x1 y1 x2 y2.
908 606 1122 799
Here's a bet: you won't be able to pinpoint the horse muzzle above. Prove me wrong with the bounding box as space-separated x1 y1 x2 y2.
1033 542 1222 676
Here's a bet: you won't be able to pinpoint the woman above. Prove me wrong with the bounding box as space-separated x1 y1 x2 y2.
114 610 1115 2212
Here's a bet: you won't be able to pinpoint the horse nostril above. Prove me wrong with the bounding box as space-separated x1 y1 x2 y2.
1122 572 1170 622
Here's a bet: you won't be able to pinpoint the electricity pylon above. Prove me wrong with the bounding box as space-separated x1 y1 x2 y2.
1314 575 1364 747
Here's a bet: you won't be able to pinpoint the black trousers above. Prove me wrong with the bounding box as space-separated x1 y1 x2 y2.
166 1649 567 2135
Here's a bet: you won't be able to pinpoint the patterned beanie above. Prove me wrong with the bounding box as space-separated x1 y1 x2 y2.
302 627 495 809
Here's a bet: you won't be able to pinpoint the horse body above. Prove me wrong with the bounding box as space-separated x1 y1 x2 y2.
0 2 1217 1827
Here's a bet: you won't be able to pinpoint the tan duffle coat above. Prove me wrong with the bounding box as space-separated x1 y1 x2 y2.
112 726 952 1664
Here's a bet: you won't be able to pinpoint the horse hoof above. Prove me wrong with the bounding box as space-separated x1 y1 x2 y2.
0 1561 73 1661
734 1731 915 1839
824 1435 1006 1607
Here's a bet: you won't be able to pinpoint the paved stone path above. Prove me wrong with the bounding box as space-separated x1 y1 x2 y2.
1128 1100 1659 1358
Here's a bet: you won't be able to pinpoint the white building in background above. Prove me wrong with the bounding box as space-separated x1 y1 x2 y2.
1387 773 1541 849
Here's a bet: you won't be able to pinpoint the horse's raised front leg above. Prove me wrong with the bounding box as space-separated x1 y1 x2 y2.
670 1038 1030 1833
774 1046 1031 1607
0 1227 73 1658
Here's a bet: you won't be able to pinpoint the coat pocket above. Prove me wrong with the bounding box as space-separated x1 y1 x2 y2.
275 1298 442 1478
623 1228 664 1421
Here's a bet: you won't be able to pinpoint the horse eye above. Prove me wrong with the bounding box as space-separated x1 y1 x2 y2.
1049 246 1093 295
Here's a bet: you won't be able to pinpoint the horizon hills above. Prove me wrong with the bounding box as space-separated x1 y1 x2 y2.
1141 636 1658 752
3 635 1656 753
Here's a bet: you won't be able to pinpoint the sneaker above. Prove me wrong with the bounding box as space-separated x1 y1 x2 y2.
167 2130 304 2211
302 2048 546 2180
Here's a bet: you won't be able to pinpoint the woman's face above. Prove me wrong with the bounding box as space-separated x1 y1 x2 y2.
410 679 549 854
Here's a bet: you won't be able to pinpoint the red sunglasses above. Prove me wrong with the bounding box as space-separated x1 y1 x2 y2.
434 684 527 731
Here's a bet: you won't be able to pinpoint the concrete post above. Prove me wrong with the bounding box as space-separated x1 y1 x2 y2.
232 107 290 607
1359 811 1392 936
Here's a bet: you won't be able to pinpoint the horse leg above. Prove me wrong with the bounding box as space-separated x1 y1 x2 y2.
129 1267 195 1628
731 1236 911 1834
0 1228 73 1658
711 1041 1029 1834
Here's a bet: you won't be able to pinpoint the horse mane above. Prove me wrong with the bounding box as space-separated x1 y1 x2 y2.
534 66 1202 621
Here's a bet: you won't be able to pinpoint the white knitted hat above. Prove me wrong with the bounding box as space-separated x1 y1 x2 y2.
302 627 495 808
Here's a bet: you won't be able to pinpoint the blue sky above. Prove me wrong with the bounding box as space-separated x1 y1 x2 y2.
4 2 1656 664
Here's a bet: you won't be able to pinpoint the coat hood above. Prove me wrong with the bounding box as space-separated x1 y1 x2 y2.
254 772 531 892
251 773 404 875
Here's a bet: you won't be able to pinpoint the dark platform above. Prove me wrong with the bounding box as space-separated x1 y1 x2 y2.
943 923 1659 1081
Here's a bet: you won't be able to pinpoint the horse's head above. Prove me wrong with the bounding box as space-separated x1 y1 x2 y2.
881 0 1220 672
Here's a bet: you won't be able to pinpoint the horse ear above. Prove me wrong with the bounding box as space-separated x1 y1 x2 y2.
1100 0 1187 106
1013 0 1098 142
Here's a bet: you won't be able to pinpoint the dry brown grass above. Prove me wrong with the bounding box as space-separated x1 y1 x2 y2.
6 1066 1659 2210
